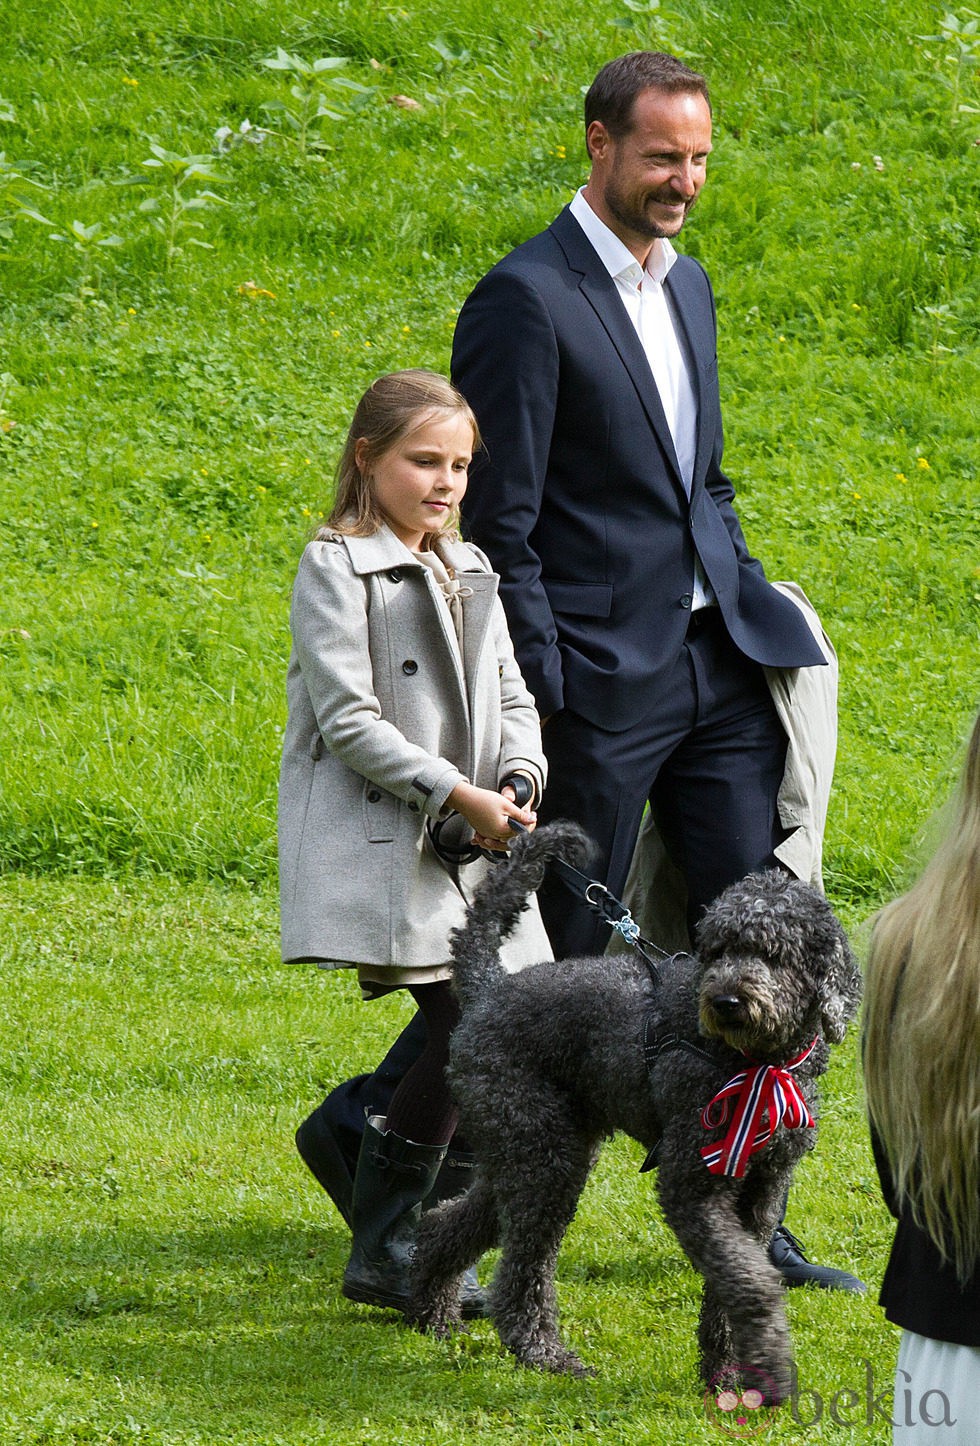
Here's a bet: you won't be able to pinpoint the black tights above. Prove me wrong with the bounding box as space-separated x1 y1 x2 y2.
384 981 460 1147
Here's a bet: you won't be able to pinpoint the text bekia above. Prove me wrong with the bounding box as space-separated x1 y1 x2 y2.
790 1363 956 1429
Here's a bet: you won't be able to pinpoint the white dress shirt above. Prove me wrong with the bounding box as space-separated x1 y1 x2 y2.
569 188 714 609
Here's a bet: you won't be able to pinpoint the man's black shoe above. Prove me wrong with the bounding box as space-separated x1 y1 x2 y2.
769 1225 866 1292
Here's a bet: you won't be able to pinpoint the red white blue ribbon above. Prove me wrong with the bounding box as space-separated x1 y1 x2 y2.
700 1039 817 1178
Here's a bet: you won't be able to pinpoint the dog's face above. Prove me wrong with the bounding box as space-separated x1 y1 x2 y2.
695 871 860 1061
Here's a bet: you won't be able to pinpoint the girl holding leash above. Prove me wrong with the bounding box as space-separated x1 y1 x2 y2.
279 370 549 1313
863 709 980 1443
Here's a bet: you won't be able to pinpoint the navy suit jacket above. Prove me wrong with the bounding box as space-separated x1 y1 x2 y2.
454 206 825 731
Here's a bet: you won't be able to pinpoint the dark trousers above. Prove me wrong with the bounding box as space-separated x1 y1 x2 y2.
537 610 789 958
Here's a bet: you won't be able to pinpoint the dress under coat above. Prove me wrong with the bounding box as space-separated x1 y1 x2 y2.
278 525 551 972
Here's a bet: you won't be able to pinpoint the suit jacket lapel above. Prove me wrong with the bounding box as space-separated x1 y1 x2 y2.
663 260 716 499
549 207 685 492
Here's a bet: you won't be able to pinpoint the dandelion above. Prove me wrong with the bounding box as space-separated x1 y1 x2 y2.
853 492 862 500
257 484 267 494
365 340 372 348
238 280 276 299
778 335 787 343
302 507 312 517
331 329 341 338
127 306 136 315
304 458 312 465
123 77 139 87
852 303 861 311
91 520 99 528
556 144 566 159
917 457 931 470
895 472 907 482
402 325 410 334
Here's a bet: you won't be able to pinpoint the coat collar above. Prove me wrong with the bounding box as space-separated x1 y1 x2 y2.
548 205 713 500
335 526 490 578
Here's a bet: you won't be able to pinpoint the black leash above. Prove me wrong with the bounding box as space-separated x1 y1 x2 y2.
547 854 675 979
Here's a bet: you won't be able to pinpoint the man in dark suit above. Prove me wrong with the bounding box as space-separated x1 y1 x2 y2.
295 49 862 1293
451 50 862 1290
454 49 826 957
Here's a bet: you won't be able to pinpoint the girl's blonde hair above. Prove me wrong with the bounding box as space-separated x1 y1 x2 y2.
318 370 480 547
863 710 980 1282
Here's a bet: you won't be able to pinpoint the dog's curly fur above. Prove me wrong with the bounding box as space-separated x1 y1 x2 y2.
407 822 861 1399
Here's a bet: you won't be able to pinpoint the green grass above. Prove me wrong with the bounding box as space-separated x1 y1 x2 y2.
0 875 895 1445
1 0 978 1439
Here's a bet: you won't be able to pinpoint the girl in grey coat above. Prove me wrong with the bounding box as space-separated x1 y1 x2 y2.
279 371 550 1314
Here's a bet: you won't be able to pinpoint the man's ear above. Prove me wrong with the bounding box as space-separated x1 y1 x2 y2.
586 120 610 163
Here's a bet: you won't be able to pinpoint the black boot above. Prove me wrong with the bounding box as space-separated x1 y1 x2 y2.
343 1117 489 1317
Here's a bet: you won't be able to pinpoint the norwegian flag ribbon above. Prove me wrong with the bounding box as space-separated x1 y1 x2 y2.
700 1038 818 1178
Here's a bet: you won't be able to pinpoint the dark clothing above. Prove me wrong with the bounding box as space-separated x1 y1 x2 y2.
454 205 823 957
454 207 825 733
872 1126 980 1348
536 608 788 955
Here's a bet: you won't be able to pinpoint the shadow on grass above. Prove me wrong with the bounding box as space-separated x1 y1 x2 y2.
0 1218 695 1438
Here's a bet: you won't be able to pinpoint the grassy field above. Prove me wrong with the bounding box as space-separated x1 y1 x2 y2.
1 0 978 1440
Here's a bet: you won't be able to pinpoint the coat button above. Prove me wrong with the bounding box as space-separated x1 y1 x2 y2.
680 594 692 609
366 789 381 803
402 659 418 675
388 568 403 583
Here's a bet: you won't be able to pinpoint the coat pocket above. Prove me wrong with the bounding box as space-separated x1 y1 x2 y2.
362 781 397 842
541 578 613 618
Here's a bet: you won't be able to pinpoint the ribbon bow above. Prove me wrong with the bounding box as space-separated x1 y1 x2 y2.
700 1039 817 1178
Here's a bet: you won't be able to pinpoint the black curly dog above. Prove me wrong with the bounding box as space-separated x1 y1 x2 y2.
407 822 860 1400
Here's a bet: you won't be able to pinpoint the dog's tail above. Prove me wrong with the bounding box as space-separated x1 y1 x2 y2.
449 820 593 1012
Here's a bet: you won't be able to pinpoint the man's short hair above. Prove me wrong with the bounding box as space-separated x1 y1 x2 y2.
584 51 710 151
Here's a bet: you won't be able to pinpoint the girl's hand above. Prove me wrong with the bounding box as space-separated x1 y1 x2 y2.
447 780 537 852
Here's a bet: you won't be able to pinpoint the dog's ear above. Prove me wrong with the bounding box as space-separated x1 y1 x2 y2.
818 934 862 1043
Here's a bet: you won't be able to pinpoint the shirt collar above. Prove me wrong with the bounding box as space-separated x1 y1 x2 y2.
569 187 677 287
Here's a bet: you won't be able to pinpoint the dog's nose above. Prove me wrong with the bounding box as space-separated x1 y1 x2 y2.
710 994 744 1019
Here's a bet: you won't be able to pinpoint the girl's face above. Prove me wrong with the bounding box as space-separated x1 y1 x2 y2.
358 410 474 552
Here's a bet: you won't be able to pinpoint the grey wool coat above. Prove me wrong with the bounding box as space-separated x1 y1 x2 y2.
278 526 550 969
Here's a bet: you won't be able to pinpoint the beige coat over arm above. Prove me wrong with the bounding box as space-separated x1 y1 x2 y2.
278 527 550 969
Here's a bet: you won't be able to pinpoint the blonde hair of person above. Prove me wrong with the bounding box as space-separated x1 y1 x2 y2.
319 369 480 550
863 710 980 1283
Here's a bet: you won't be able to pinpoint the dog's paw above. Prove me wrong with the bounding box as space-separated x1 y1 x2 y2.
516 1341 595 1377
404 1301 465 1339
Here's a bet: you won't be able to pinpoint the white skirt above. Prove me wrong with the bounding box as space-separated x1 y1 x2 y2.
892 1330 980 1444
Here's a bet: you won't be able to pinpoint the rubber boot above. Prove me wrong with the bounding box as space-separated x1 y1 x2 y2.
342 1118 489 1317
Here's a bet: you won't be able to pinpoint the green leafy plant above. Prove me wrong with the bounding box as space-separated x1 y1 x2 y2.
0 152 49 240
260 48 372 157
118 143 229 270
920 7 980 119
46 218 124 307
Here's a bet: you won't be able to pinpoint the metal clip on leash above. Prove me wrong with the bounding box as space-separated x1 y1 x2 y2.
549 856 673 976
